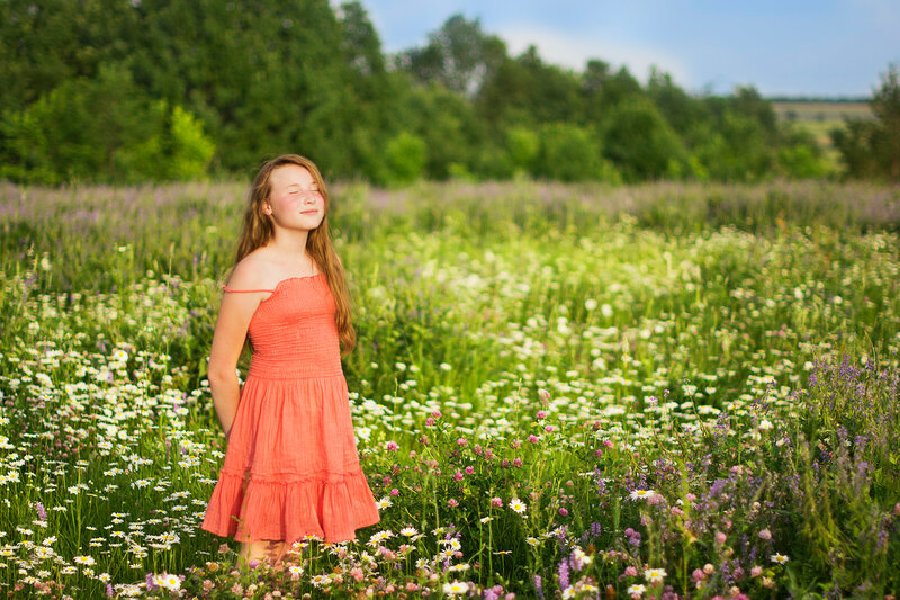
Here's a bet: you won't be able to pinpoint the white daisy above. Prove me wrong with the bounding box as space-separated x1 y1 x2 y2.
629 489 658 501
628 583 646 595
442 581 469 595
162 574 180 590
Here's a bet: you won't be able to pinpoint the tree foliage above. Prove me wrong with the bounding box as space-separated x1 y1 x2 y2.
396 14 506 97
833 63 900 180
601 98 685 182
0 4 879 184
383 132 427 186
0 63 214 184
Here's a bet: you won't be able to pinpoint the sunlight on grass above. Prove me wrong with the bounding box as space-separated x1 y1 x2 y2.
0 181 897 598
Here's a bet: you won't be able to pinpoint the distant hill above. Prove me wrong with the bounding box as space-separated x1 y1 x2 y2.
769 99 873 123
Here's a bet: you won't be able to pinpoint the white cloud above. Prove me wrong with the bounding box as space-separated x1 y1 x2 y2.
496 24 692 85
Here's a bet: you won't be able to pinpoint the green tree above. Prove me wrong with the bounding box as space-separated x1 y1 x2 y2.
646 66 710 135
396 14 506 97
534 123 619 182
731 85 778 138
128 0 362 176
775 127 829 179
582 60 643 123
697 110 773 181
601 98 686 181
393 82 485 180
115 101 216 182
831 120 880 178
477 46 584 129
384 132 427 185
505 126 540 175
686 89 779 182
0 64 213 184
0 0 141 111
871 63 900 178
1 64 143 183
335 1 398 181
834 63 900 180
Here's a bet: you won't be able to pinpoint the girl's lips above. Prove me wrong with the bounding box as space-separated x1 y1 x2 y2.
300 210 318 214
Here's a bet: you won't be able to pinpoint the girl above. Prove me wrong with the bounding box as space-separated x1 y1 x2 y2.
200 154 380 567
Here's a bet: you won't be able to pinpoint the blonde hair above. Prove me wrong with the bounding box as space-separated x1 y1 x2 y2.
233 154 356 356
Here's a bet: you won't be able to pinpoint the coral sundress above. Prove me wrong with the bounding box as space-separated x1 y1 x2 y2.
200 272 380 545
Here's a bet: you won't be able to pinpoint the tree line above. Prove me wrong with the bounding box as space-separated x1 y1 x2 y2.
1 1 896 185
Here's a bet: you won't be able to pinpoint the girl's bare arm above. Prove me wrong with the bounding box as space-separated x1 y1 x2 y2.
207 266 267 439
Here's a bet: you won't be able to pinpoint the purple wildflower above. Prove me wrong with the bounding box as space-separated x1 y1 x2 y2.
533 574 543 600
661 587 679 600
624 527 641 547
558 560 570 589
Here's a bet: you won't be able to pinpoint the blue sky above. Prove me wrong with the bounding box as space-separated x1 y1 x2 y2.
358 0 900 97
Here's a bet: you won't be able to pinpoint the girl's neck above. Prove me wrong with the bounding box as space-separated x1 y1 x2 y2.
266 230 309 256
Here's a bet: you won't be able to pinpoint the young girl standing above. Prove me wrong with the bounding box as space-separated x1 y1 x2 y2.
200 154 380 567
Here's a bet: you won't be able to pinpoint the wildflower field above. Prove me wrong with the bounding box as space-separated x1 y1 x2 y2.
0 180 898 599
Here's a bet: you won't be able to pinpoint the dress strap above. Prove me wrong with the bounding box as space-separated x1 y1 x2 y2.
222 285 275 294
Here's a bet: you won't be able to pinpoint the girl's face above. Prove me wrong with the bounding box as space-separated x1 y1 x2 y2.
264 165 325 231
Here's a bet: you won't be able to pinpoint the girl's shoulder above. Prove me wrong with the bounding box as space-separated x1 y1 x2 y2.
226 251 279 292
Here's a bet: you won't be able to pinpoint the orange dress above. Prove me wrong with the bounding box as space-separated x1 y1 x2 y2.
200 273 380 545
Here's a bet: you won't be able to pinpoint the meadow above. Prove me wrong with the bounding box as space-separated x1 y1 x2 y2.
770 100 872 124
0 179 898 599
770 101 874 173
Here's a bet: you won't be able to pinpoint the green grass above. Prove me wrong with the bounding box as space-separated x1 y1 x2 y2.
0 180 898 598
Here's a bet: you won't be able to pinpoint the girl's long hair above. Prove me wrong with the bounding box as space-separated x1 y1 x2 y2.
232 154 356 356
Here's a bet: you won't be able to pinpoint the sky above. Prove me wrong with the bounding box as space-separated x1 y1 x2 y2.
358 0 900 98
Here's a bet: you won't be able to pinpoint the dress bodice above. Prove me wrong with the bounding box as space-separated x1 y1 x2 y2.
228 274 343 379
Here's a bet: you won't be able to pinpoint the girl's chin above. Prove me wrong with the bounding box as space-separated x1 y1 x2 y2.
281 221 323 231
